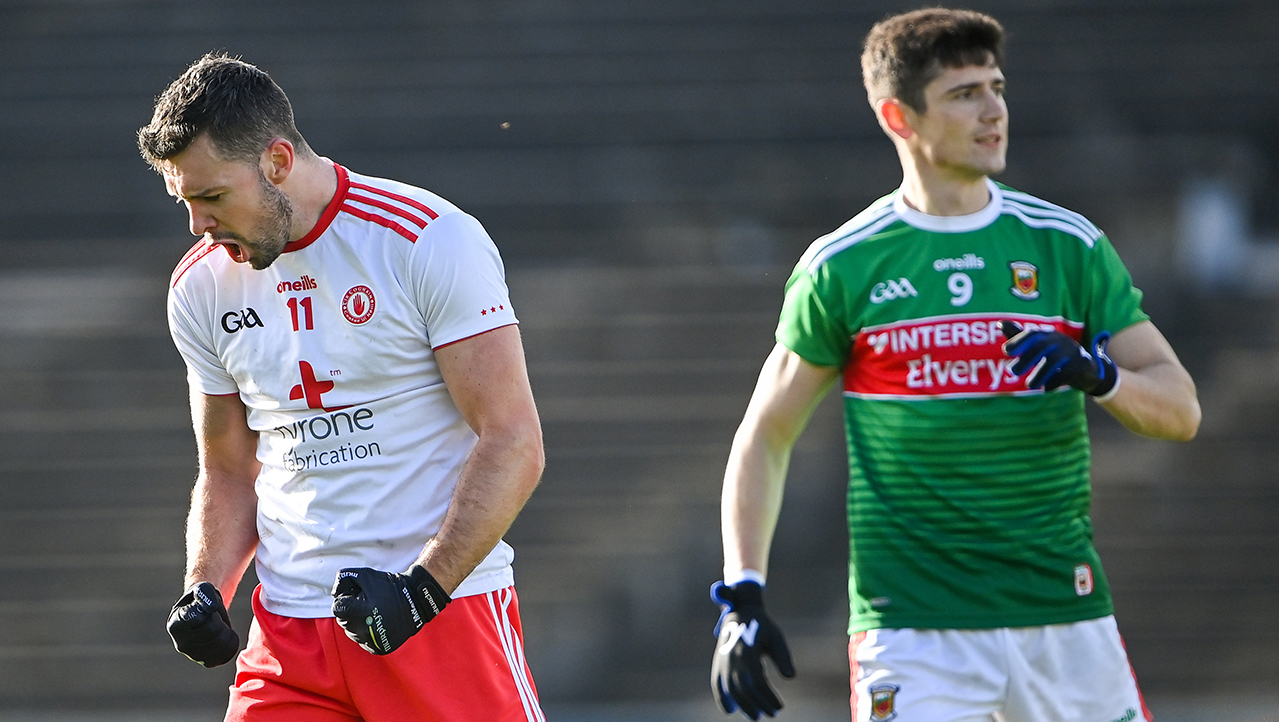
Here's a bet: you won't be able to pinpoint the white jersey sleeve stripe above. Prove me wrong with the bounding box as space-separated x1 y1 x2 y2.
1002 198 1101 243
350 181 440 220
1001 190 1102 243
801 201 898 275
1002 187 1098 226
340 203 419 243
1002 205 1098 248
171 242 219 287
346 191 430 229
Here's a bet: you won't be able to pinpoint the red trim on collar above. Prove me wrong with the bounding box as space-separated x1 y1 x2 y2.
283 162 349 254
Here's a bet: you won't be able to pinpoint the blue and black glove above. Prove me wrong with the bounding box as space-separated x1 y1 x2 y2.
167 581 240 667
1001 320 1119 397
710 581 795 719
331 564 450 655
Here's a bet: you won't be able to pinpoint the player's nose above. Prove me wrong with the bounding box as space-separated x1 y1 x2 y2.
188 206 216 238
981 88 1007 122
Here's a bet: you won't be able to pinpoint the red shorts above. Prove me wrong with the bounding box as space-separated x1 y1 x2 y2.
226 585 543 722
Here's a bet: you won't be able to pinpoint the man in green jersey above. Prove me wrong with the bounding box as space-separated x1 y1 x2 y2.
709 8 1201 721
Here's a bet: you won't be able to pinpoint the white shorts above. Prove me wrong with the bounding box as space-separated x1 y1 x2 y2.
849 616 1152 722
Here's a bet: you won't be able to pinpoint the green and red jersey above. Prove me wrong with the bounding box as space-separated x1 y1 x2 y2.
777 180 1148 633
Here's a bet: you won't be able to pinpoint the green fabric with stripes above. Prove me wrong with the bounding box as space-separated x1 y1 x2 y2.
776 183 1149 632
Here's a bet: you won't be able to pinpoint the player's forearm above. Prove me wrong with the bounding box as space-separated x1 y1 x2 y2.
417 426 544 594
184 470 260 606
721 425 792 581
1099 361 1201 441
722 346 838 581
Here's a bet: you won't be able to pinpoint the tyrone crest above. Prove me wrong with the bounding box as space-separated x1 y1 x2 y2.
342 285 376 325
1009 261 1040 300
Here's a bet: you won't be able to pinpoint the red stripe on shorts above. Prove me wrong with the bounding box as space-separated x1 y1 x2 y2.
849 631 868 721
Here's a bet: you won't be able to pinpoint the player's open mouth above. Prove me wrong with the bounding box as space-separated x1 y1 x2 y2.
213 241 249 263
225 244 249 263
208 236 251 263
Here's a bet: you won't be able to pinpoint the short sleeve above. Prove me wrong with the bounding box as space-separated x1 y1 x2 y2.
1084 234 1149 339
167 286 238 395
775 262 851 368
408 211 518 348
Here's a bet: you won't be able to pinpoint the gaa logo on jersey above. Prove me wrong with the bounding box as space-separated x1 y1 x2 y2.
342 285 376 325
869 278 918 305
1009 261 1040 300
869 683 900 721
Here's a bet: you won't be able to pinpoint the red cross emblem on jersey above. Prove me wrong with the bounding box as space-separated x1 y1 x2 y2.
289 360 350 411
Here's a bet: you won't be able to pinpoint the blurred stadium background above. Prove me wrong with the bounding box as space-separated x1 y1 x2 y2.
1 0 1277 719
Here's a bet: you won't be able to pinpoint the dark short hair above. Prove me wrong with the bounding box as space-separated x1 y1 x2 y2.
861 8 1005 114
138 52 309 169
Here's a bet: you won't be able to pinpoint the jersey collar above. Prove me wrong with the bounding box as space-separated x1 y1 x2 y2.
892 178 1002 233
282 161 350 254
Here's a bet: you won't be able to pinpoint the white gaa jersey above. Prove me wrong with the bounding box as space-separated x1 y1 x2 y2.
168 163 520 617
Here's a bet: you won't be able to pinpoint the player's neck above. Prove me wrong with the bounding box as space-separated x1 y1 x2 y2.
282 156 340 242
898 162 991 217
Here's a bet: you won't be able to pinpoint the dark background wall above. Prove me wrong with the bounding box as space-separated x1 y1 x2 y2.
1 0 1277 715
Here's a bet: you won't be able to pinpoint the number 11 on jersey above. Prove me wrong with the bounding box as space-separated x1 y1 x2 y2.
287 297 314 331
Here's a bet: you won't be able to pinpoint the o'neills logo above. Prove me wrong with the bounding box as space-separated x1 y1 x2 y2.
933 253 985 272
846 313 1082 398
342 285 376 325
277 276 318 294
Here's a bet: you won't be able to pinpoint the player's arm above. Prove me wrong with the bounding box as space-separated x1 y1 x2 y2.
1002 319 1200 442
723 343 840 582
713 344 838 719
330 326 542 655
1095 320 1200 441
167 390 260 667
185 390 261 596
418 323 545 592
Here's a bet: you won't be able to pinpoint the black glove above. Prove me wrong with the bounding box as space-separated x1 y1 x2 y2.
167 582 240 667
710 581 795 720
1001 320 1118 397
331 564 451 655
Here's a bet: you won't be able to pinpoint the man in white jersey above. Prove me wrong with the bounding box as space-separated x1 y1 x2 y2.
709 9 1201 722
139 53 546 721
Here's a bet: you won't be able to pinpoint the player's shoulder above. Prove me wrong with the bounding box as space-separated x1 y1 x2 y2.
338 168 469 245
169 239 223 289
796 192 902 276
994 182 1104 248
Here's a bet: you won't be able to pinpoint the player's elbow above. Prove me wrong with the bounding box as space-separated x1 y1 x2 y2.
1166 376 1202 441
523 428 546 489
505 418 546 495
1172 398 1201 442
1137 397 1201 442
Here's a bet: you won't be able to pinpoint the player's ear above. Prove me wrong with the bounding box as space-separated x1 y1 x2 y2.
877 98 914 140
261 138 295 185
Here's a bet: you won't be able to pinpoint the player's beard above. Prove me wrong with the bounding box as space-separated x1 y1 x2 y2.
211 171 294 270
245 171 294 270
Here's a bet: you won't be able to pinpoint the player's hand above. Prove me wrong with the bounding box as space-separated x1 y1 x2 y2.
167 582 240 667
331 565 451 655
1001 320 1118 397
710 581 795 719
